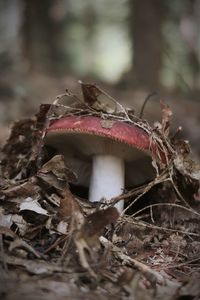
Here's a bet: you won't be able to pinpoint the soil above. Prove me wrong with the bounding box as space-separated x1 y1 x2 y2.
0 81 200 300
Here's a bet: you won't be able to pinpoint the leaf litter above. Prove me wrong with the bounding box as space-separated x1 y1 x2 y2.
0 82 200 300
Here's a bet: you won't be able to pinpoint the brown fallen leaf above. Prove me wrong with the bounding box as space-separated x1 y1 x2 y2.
38 155 77 183
37 155 77 194
160 101 173 137
74 207 119 277
1 180 40 198
58 189 84 227
80 82 118 113
78 207 119 247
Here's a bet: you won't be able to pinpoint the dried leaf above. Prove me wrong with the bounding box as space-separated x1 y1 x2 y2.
160 101 173 136
20 197 49 216
73 207 119 277
38 154 77 184
174 140 200 180
1 180 40 198
100 119 115 129
81 82 118 113
0 212 27 235
174 154 200 181
1 118 37 178
35 104 52 130
56 220 68 234
44 193 61 207
79 207 119 246
58 189 84 228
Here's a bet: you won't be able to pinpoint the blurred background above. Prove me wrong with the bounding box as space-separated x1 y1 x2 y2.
0 0 199 156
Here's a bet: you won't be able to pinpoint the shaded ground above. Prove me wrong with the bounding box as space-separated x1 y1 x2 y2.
0 82 200 300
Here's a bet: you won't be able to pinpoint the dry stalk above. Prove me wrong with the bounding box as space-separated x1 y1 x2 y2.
99 236 164 284
122 216 200 237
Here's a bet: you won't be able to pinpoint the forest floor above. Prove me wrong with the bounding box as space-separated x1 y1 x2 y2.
0 77 200 300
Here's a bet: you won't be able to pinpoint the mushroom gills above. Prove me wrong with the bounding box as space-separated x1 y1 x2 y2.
89 154 125 212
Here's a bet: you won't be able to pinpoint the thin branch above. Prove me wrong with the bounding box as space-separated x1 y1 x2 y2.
139 92 157 119
131 202 200 219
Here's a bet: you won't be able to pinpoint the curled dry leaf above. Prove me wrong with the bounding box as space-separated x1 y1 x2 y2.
37 155 77 192
81 82 119 113
20 197 49 216
0 180 40 198
0 212 27 235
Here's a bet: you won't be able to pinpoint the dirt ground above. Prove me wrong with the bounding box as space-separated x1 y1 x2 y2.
0 79 200 300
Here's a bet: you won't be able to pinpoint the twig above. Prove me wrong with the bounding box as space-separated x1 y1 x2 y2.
139 92 157 119
97 86 133 123
99 236 164 284
44 235 67 254
9 238 41 258
106 171 169 212
157 256 200 270
123 216 200 237
131 202 200 219
122 173 169 214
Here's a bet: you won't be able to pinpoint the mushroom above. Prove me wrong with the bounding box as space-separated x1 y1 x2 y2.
45 115 166 212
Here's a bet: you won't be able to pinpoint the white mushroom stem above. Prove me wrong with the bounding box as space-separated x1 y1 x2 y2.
89 155 125 212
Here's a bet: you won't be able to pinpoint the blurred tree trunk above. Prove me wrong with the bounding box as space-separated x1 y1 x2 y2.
22 0 69 73
0 0 22 76
180 0 200 90
129 0 166 88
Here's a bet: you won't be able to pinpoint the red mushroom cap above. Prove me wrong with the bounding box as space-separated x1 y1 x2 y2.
45 115 169 187
46 116 166 164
